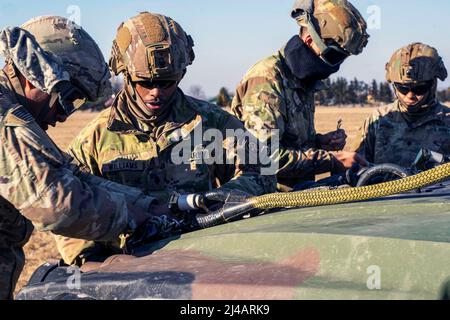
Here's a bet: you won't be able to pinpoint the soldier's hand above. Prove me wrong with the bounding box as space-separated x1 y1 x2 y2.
128 203 179 228
317 130 348 151
331 151 368 174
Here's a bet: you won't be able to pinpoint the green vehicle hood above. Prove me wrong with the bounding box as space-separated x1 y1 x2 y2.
18 187 450 300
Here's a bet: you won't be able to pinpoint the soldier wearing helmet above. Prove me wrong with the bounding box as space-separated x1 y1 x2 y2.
54 12 276 266
355 43 450 167
231 0 369 191
0 16 159 299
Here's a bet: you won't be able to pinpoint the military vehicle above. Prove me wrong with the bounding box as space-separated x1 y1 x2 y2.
16 150 450 300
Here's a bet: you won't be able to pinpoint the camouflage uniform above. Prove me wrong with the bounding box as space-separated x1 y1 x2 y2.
55 12 276 266
0 17 157 299
231 0 368 190
232 51 332 190
355 102 450 167
68 91 272 200
356 43 449 167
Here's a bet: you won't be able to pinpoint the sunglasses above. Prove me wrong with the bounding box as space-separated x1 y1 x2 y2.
137 80 178 90
320 44 350 67
394 81 434 96
50 82 88 116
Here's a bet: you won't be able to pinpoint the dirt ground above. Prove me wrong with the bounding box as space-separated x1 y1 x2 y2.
15 106 376 295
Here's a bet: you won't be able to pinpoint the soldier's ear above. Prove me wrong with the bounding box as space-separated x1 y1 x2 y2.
18 73 37 94
24 78 36 91
303 34 314 48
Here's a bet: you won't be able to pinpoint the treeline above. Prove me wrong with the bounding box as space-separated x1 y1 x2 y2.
211 78 396 108
316 78 394 106
437 88 450 102
87 76 450 111
212 79 450 108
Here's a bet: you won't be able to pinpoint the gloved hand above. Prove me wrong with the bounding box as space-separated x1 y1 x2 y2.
317 129 347 151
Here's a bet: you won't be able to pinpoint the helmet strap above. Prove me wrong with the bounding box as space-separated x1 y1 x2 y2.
4 62 26 99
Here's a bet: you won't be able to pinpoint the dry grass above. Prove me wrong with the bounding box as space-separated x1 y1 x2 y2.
315 106 374 150
15 106 376 296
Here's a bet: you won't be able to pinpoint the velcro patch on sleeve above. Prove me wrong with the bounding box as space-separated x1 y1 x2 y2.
5 106 35 126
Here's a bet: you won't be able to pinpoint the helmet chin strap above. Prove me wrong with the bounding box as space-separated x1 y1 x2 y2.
4 62 25 97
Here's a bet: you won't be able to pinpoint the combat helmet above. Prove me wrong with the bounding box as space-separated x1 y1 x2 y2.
386 42 448 84
291 0 369 65
20 16 112 112
109 12 195 82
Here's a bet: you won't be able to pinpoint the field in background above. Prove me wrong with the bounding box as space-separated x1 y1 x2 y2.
315 107 374 150
15 106 375 296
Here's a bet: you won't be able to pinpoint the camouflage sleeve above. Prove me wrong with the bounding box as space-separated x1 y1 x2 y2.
0 115 152 241
233 77 333 180
213 114 277 196
277 147 333 180
79 172 156 211
67 121 102 175
0 26 70 93
354 114 377 163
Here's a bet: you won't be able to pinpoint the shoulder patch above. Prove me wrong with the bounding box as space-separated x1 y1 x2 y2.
12 107 34 122
5 106 35 126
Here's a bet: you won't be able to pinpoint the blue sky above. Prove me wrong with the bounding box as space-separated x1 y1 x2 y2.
0 0 449 97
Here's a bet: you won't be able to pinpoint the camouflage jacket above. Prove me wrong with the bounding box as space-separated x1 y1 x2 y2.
56 89 276 265
0 71 156 241
355 101 450 167
68 89 276 203
231 47 333 190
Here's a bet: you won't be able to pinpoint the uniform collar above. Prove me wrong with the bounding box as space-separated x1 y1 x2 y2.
106 92 140 134
392 100 447 129
107 89 198 137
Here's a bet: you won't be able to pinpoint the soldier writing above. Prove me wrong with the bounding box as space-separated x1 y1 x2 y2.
355 43 450 167
231 0 369 191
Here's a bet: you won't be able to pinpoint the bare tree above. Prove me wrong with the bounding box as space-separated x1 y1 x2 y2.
216 87 232 108
188 85 207 100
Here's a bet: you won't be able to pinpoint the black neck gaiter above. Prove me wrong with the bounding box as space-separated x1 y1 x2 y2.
284 36 341 83
396 80 439 122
